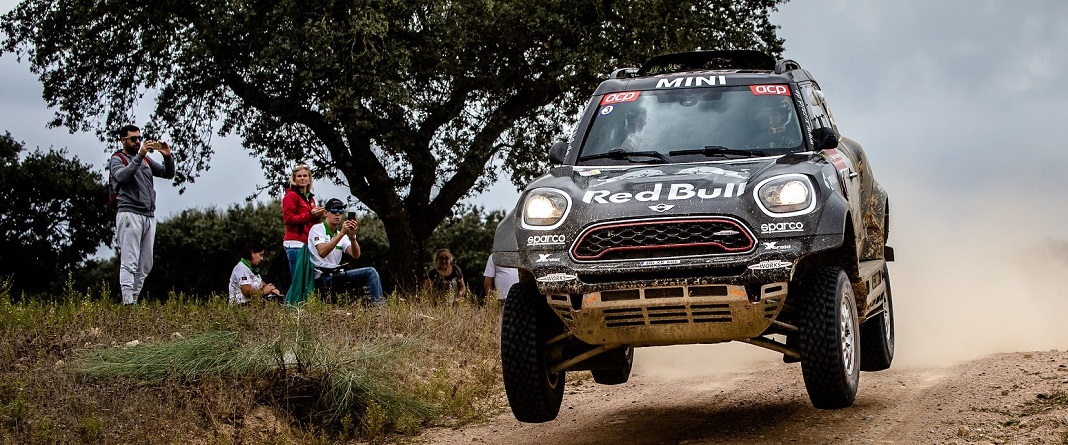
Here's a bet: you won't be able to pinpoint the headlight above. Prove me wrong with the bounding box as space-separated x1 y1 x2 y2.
521 188 572 230
754 174 816 217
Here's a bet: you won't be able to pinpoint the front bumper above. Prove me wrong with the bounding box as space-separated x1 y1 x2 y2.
499 233 842 347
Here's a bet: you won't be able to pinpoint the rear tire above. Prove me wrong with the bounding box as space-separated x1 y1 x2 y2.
798 267 861 409
591 346 634 385
501 281 565 423
860 265 895 371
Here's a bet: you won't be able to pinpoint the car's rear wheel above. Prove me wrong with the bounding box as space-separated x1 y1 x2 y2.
798 266 860 409
591 346 634 385
861 265 895 371
501 281 566 423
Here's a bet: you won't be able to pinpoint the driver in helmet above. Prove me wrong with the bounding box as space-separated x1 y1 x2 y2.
749 98 800 149
618 106 647 151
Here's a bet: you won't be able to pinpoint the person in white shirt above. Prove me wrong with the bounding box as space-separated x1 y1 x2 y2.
228 239 281 305
483 253 519 301
306 198 384 304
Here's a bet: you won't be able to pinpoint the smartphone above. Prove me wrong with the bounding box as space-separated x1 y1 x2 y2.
346 211 357 220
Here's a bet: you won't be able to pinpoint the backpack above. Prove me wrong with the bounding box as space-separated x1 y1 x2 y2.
107 151 130 210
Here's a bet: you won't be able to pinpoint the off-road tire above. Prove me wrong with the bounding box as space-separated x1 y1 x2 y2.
591 346 634 385
501 281 566 423
860 265 895 371
798 266 861 409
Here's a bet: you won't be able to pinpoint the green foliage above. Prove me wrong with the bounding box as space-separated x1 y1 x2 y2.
1 0 788 288
0 133 112 297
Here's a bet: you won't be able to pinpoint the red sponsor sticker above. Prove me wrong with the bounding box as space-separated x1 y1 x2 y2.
823 149 849 171
600 91 641 105
749 84 791 96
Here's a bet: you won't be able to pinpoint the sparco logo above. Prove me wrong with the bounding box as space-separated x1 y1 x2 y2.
760 222 805 233
583 182 745 204
527 234 566 246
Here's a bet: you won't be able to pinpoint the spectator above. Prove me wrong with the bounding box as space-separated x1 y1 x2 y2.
109 124 175 305
282 164 325 277
424 248 466 303
306 198 384 304
483 253 519 301
228 239 281 305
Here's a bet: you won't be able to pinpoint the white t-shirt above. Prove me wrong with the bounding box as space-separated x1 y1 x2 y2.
228 260 263 305
483 254 519 300
307 222 351 278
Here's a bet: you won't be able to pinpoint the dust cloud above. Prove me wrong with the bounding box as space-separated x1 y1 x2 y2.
633 181 1068 378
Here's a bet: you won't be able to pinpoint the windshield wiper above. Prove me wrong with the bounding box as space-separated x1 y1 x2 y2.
579 149 671 164
670 146 768 158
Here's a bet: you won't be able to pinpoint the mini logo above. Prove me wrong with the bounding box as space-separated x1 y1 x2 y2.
536 273 578 283
762 242 792 251
527 234 566 246
649 203 675 212
535 254 559 263
713 229 740 236
748 260 793 270
760 222 805 234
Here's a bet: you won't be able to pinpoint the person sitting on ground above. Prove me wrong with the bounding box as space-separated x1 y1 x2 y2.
424 248 467 303
228 239 282 305
306 198 384 304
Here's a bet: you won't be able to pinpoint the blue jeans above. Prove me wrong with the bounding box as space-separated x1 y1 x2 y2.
315 267 384 304
285 246 303 278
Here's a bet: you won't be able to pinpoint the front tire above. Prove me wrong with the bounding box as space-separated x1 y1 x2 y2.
501 281 566 423
860 265 895 371
798 267 861 409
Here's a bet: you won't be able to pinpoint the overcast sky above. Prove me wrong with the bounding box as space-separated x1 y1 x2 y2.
4 0 1068 365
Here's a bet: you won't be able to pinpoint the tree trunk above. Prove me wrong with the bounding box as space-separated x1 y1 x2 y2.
376 210 430 294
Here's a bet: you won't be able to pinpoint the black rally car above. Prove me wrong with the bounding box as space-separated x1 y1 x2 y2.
494 50 894 422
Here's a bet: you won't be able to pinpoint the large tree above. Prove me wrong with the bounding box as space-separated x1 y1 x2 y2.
2 0 786 288
0 132 112 296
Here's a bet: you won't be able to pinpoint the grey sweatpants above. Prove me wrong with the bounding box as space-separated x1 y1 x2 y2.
116 212 156 304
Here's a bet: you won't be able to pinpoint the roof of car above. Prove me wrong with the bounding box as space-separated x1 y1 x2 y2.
593 50 815 95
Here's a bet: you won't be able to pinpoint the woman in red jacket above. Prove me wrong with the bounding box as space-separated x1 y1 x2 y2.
282 164 325 276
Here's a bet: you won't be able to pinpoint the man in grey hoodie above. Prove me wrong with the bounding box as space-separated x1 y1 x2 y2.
109 125 175 304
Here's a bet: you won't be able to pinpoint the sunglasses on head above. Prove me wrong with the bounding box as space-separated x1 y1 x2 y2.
327 208 345 214
124 136 144 142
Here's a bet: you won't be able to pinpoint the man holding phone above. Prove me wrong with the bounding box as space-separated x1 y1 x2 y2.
306 198 384 304
109 124 175 305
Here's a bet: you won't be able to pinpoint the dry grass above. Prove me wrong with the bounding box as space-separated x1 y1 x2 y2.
0 287 505 443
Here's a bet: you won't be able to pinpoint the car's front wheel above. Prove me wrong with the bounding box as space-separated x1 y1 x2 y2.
798 266 861 409
501 281 566 423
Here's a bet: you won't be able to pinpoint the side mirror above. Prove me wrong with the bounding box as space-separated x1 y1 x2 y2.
548 141 568 165
811 127 839 150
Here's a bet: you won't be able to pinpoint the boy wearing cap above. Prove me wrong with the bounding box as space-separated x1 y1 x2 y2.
306 198 384 303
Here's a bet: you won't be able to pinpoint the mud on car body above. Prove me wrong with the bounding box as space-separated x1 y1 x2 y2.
494 50 895 423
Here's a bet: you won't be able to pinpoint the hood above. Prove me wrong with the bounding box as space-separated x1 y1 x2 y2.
545 158 782 209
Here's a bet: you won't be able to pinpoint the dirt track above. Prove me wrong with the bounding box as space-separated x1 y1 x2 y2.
420 349 1068 444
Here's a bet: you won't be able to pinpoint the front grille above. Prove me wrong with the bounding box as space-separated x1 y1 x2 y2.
572 218 755 261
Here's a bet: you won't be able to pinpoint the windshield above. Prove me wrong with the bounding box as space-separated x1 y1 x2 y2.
578 85 804 165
